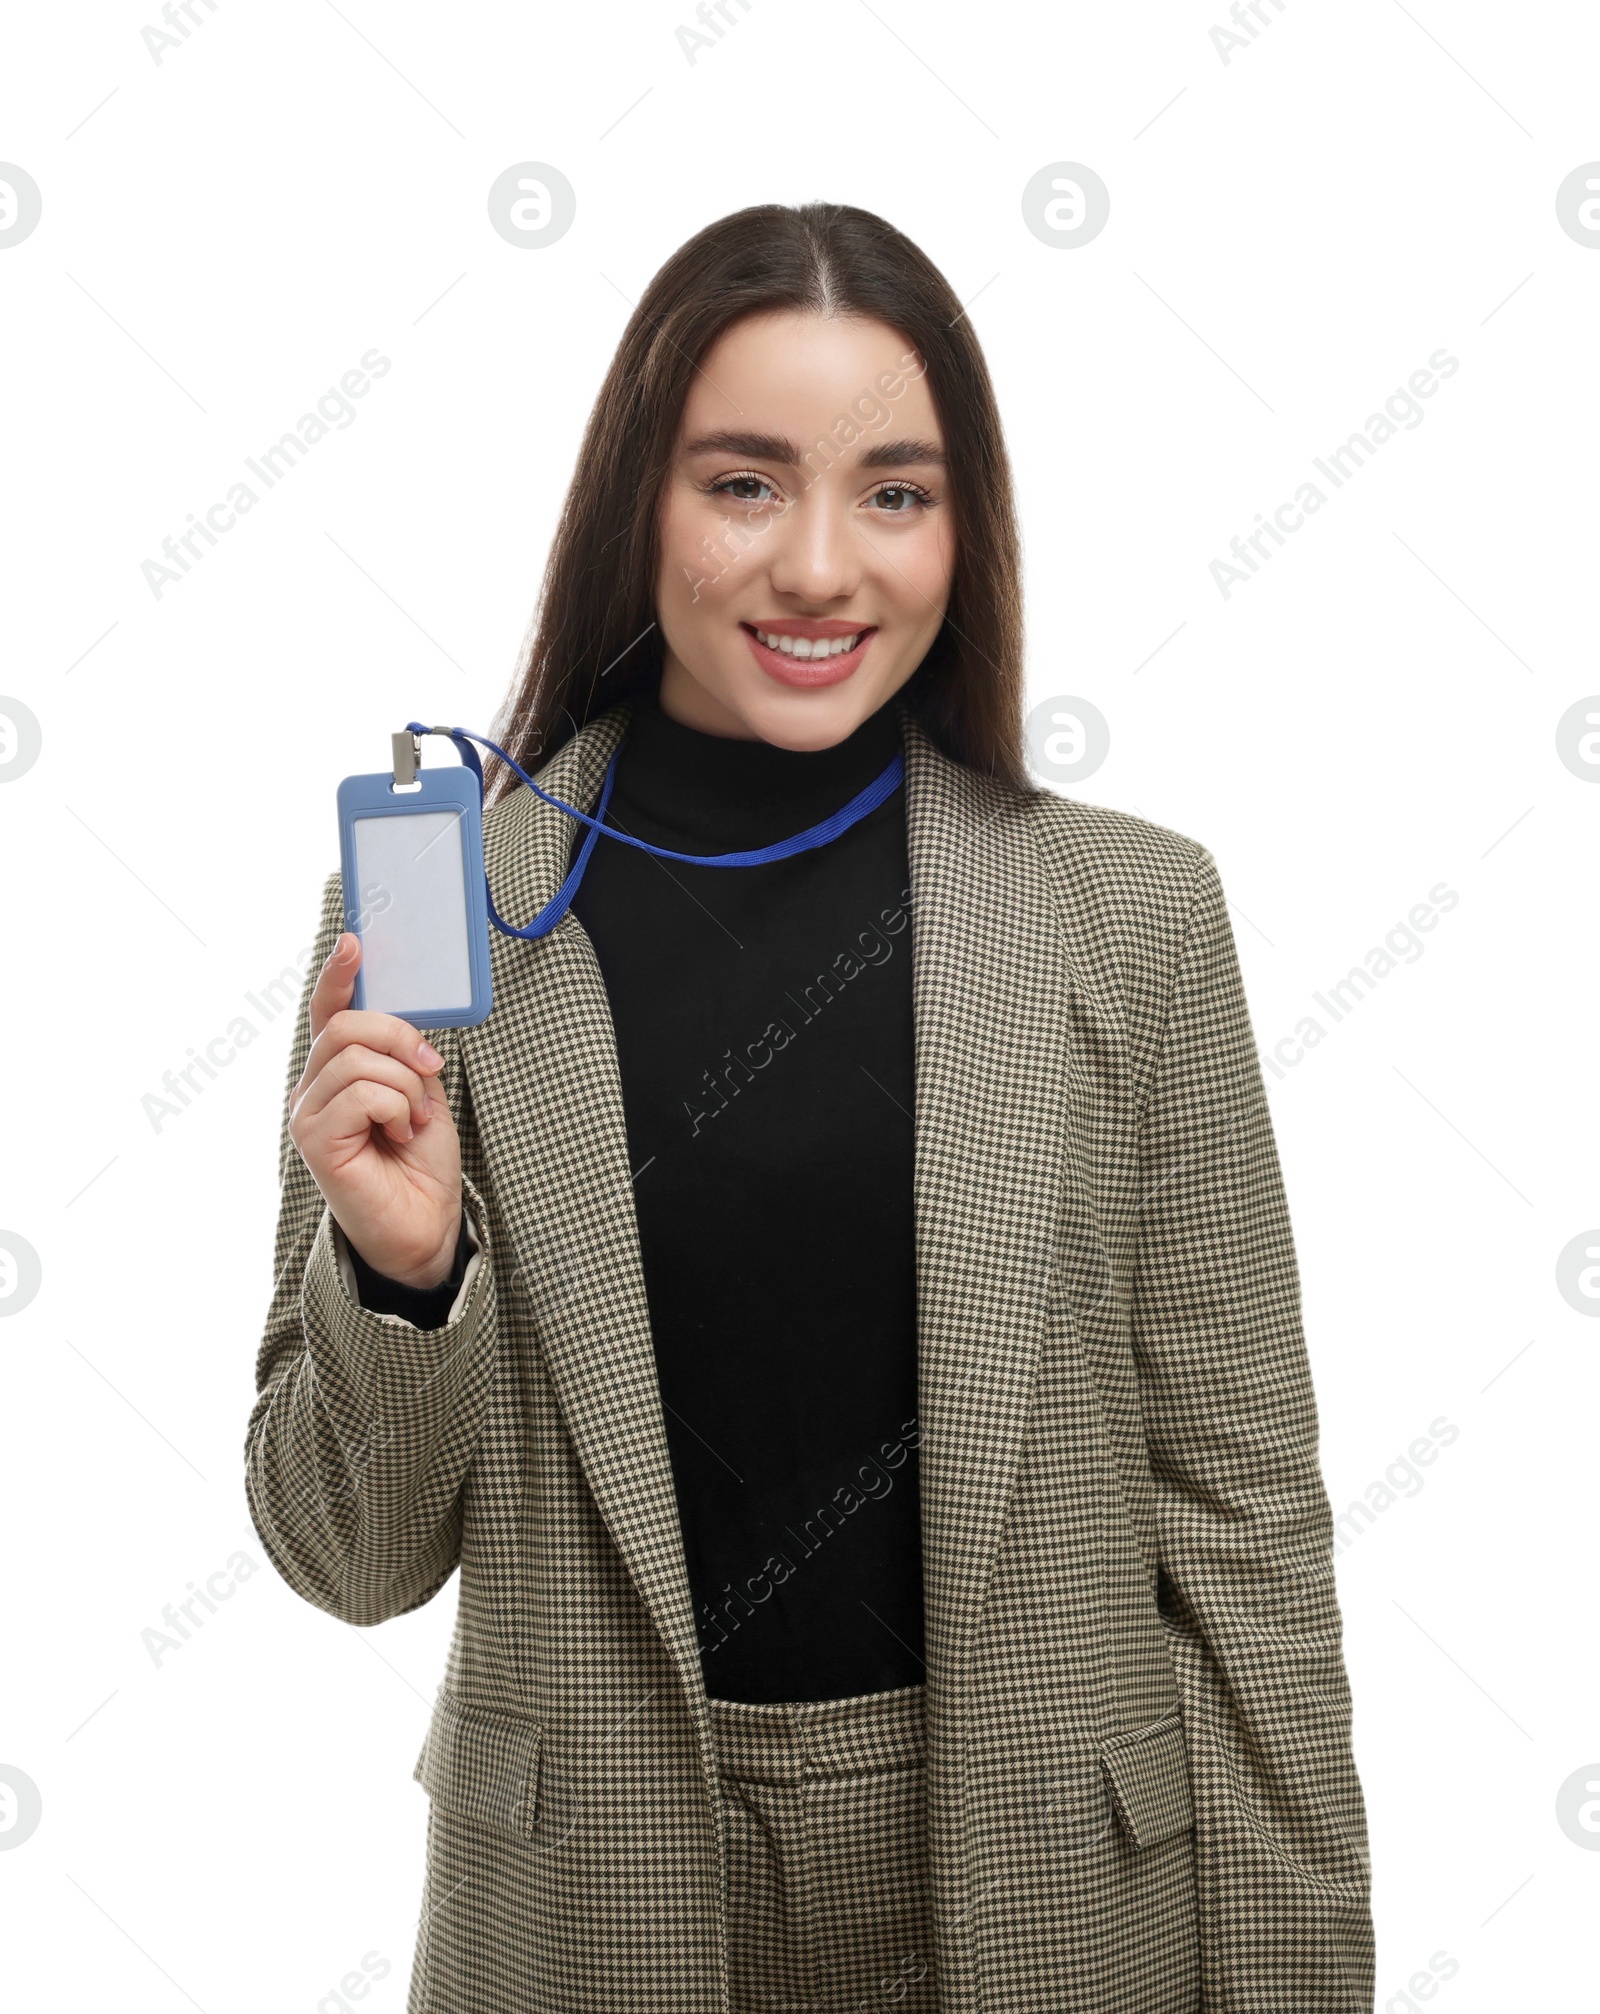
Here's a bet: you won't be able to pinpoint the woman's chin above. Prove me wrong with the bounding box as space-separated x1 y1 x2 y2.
727 679 889 752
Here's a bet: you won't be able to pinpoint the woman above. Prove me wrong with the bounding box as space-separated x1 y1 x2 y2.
247 202 1375 2014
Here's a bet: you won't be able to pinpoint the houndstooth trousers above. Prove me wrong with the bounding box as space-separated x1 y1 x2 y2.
712 1682 935 2014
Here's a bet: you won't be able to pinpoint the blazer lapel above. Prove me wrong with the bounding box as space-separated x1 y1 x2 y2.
898 702 1102 1706
455 699 714 1733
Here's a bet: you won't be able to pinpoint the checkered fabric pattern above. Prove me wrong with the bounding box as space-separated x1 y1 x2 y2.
244 693 1375 2013
711 1681 934 2013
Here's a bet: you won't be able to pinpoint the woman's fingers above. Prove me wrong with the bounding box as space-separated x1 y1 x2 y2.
310 1078 417 1157
302 1005 444 1100
287 932 464 1284
296 1041 436 1134
308 931 361 1043
298 1087 411 1168
299 935 445 1107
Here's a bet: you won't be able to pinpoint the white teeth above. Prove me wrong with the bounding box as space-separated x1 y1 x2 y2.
754 628 863 658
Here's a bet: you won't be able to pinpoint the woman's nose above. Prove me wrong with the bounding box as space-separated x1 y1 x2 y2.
765 496 863 605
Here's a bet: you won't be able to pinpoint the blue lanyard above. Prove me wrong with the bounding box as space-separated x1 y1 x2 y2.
406 719 905 943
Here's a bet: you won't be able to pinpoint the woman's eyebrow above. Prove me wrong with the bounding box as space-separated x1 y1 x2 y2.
679 428 946 471
858 437 947 471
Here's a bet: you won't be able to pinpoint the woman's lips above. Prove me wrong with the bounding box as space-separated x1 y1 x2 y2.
740 623 876 688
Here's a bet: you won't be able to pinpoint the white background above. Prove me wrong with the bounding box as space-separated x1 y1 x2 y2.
2 2 1596 2008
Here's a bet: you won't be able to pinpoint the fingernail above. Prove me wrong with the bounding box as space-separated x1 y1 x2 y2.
418 1040 444 1068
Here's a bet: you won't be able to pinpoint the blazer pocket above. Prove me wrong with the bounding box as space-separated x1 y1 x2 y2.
1098 1706 1194 1850
412 1689 544 1844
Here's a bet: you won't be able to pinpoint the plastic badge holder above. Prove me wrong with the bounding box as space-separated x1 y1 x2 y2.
336 730 493 1028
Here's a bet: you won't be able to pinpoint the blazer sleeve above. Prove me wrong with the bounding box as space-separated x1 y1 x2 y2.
1129 844 1376 2012
243 871 502 1628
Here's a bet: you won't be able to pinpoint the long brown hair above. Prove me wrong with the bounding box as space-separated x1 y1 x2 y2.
482 200 1031 807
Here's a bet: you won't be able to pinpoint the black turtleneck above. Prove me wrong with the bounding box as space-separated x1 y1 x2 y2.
352 672 924 1705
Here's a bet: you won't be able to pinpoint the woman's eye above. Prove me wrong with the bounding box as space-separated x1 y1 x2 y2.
709 473 779 505
869 484 932 514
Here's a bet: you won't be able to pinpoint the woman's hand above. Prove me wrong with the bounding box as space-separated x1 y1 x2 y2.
289 932 463 1289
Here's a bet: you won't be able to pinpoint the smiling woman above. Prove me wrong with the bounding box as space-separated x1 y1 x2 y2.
475 202 1026 796
249 199 1375 2014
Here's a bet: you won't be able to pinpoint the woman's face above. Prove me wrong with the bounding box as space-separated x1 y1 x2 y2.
652 310 955 748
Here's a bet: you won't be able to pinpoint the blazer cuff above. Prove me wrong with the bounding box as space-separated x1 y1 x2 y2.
334 1207 482 1330
306 1174 495 1391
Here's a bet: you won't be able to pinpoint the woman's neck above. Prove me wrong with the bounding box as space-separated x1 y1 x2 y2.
610 670 904 851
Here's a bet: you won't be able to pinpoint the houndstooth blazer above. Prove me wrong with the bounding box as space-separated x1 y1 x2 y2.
245 693 1376 2013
